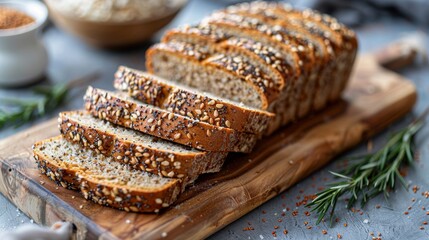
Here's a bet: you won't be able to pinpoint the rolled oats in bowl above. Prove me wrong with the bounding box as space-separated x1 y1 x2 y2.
49 0 187 22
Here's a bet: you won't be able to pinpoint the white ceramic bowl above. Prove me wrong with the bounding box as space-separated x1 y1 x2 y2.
0 0 48 87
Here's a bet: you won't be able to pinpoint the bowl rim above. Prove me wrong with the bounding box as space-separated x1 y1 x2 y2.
0 0 48 37
44 0 187 26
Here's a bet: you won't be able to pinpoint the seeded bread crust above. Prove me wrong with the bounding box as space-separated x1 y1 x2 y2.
58 111 228 184
33 136 182 213
84 87 257 153
114 66 274 134
146 41 280 110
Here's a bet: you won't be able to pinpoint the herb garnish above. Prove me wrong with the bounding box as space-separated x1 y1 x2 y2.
308 110 427 226
0 73 99 129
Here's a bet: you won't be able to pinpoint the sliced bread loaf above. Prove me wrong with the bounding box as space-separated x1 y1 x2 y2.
208 8 332 116
114 66 274 134
84 86 257 153
223 2 357 105
58 111 228 184
33 136 182 213
146 41 279 110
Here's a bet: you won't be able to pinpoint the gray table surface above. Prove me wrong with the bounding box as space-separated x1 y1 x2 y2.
1 0 429 239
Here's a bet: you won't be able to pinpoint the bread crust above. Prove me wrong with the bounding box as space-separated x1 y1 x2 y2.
33 136 182 213
58 111 228 184
114 66 274 134
84 87 257 153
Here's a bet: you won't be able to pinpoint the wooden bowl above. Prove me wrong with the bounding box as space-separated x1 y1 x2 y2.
44 1 183 48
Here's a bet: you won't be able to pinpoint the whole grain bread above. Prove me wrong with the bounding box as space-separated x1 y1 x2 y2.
33 136 182 213
58 111 228 184
84 86 258 152
113 66 274 135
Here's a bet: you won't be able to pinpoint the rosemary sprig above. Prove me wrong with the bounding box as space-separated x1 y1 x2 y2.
0 73 99 129
308 111 427 226
0 84 68 128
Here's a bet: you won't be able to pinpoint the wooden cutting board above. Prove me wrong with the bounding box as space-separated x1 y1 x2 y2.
0 42 418 240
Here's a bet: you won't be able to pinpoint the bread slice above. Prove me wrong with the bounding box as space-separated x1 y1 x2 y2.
113 66 274 135
146 41 279 110
84 86 257 153
33 136 182 213
58 111 228 184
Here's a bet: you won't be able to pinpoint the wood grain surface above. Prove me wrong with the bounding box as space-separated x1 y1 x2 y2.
0 50 417 239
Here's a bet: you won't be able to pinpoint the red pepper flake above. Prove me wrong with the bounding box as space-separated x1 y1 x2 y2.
242 227 254 231
344 223 348 227
262 218 266 223
292 210 298 216
322 230 328 235
262 210 266 214
399 167 408 177
408 206 412 210
423 221 428 225
304 221 309 226
375 204 381 209
412 185 420 193
274 225 279 229
306 226 312 230
272 231 277 237
281 212 286 217
283 229 288 235
422 207 426 210
305 211 311 216
420 226 425 230
277 219 282 222
422 191 429 199
335 218 339 223
286 207 290 211
427 211 429 215
404 211 409 215
411 197 416 202
337 233 342 239
370 232 374 236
